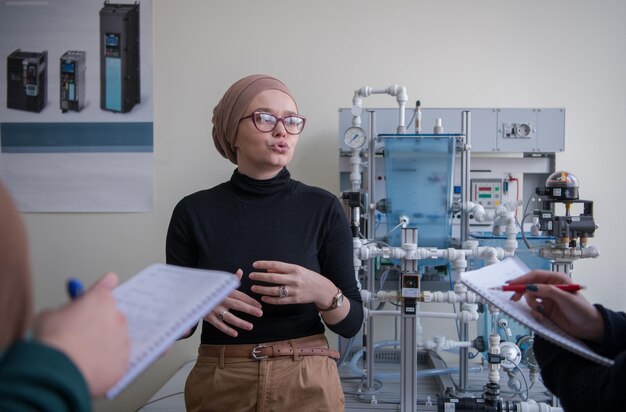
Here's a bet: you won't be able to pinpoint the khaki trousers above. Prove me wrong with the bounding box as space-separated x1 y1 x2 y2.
184 336 345 412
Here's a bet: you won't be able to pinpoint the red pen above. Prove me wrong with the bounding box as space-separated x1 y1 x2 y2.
492 284 586 293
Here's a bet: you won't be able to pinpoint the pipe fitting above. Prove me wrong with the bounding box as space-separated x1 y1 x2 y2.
454 281 468 294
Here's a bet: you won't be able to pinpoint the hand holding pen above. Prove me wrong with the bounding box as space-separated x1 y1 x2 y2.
507 269 604 342
34 272 130 397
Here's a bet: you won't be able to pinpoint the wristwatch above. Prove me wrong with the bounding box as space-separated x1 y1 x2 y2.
318 288 344 312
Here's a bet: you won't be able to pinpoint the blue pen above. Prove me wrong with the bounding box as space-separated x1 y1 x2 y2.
67 278 85 300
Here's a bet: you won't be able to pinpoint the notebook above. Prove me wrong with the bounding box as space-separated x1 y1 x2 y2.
460 257 613 367
106 263 240 399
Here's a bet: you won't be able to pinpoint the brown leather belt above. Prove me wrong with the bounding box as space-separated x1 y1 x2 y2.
198 334 340 360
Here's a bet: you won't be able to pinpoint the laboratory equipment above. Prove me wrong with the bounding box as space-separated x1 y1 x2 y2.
344 126 368 149
525 171 599 275
336 86 592 412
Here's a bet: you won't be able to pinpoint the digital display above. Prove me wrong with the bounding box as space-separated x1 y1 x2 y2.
105 33 120 46
61 62 75 73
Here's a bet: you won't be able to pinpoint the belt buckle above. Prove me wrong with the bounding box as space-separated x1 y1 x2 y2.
251 344 268 360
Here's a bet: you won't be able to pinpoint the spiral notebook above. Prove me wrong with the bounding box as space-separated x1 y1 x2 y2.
106 263 239 399
460 257 613 367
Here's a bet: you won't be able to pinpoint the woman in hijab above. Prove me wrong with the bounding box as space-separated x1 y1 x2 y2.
0 181 130 411
166 74 363 411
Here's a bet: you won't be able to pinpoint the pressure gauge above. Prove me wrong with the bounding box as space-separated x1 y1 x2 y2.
343 126 367 149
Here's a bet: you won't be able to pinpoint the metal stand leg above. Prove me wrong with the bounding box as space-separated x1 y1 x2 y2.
458 317 469 394
400 301 417 412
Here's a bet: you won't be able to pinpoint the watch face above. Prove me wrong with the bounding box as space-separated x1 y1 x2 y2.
336 292 344 307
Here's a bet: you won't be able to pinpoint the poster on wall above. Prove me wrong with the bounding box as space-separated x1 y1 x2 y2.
0 0 153 212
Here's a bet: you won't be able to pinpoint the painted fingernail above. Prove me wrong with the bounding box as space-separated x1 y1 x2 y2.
526 284 538 292
536 305 545 315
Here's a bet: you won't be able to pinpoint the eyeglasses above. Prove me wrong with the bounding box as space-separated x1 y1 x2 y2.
240 112 306 135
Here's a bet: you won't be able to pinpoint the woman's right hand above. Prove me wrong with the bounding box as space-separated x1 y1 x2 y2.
509 269 604 342
204 269 263 337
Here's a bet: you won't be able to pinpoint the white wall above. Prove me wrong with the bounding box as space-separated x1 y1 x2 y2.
21 1 626 410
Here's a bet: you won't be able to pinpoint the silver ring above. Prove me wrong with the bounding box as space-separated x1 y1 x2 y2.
218 309 229 321
278 285 288 298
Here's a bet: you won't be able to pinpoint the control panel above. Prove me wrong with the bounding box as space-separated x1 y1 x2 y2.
471 178 502 207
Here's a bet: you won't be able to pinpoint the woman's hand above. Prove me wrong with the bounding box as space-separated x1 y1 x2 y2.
249 260 337 308
204 269 263 337
248 260 337 308
34 272 130 397
509 269 604 342
249 261 351 326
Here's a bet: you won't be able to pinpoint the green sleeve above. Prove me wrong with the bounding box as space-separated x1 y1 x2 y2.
0 340 91 412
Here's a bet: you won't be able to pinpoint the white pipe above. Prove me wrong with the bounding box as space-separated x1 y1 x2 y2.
420 289 479 304
518 400 564 412
375 290 399 302
504 211 519 253
356 244 510 264
483 246 499 265
423 337 473 352
466 200 521 223
367 309 479 322
351 85 408 133
488 334 501 384
349 149 362 192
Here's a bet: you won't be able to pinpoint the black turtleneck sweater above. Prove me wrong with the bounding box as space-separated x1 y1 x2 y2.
166 168 363 344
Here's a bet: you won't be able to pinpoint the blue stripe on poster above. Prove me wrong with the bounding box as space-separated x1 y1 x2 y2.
0 122 153 153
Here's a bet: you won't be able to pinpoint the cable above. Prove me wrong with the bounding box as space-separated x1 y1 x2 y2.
362 239 392 248
134 391 184 411
520 192 535 249
507 176 520 219
519 194 554 250
385 221 404 237
506 363 530 401
379 268 391 290
336 335 356 367
405 109 417 131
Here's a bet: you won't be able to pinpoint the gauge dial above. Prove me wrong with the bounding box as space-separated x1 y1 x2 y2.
343 126 367 149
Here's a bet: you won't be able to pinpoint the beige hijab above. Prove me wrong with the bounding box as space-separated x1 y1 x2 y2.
0 181 32 348
211 74 295 165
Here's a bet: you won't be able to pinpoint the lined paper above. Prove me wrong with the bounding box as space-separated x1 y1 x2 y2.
460 257 613 367
106 264 239 398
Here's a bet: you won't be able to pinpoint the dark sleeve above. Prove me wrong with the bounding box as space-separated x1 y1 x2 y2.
166 198 198 268
533 305 626 411
586 305 626 357
318 197 363 338
166 198 199 338
0 341 91 412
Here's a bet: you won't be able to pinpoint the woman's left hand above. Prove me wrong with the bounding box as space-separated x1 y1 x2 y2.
248 260 335 307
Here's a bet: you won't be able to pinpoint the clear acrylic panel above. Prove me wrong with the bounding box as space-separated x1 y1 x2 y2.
384 136 456 248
